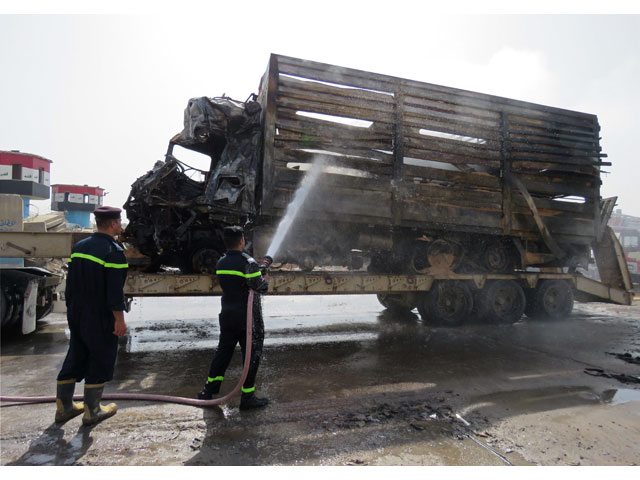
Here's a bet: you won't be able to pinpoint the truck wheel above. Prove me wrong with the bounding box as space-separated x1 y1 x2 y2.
524 279 574 320
377 293 415 313
418 281 473 327
475 280 525 324
186 243 221 274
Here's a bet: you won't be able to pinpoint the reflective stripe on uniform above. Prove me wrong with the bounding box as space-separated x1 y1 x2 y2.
216 270 262 278
207 376 223 383
69 252 129 269
56 378 76 385
241 386 255 394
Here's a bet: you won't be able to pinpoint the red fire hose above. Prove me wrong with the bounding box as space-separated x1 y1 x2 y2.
0 291 255 408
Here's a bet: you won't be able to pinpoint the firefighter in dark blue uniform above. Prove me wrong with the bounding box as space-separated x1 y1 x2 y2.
198 226 270 410
55 206 129 425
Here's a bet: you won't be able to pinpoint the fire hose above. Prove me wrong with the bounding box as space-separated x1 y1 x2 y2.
0 290 257 408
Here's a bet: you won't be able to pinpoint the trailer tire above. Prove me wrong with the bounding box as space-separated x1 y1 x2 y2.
481 241 518 273
418 280 473 327
377 293 415 313
0 288 7 327
524 279 574 320
475 280 525 324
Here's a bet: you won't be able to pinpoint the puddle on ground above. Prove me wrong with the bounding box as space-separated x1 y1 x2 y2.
600 388 640 405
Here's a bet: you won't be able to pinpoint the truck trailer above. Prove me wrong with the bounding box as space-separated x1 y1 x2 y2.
125 54 616 285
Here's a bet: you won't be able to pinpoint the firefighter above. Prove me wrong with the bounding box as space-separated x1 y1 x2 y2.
54 206 129 425
198 226 269 410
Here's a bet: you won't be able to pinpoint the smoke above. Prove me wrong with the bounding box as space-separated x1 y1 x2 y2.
266 158 326 259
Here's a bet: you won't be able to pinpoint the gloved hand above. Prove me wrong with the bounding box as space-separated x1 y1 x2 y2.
259 255 273 274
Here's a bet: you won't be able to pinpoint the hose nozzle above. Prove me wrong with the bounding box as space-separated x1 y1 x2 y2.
259 255 273 274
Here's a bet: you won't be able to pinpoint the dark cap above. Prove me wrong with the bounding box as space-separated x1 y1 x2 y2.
93 206 122 220
223 225 244 240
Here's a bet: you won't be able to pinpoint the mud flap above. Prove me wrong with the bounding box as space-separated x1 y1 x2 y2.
21 280 38 335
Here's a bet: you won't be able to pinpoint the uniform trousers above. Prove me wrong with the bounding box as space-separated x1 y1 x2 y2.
57 305 119 384
207 297 264 390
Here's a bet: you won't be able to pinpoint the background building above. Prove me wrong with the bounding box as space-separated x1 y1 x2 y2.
51 184 104 228
0 150 52 217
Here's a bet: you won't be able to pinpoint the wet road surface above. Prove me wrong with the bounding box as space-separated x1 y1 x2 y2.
1 295 639 465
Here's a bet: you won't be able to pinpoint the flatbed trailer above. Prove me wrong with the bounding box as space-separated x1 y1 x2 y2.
1 228 634 329
122 269 632 326
123 270 628 302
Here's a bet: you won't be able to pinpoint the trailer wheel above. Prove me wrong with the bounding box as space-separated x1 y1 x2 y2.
524 279 574 320
481 241 517 273
475 280 525 324
377 293 415 313
418 281 473 327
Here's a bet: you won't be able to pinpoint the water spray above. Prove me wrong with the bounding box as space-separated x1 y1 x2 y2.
265 159 325 261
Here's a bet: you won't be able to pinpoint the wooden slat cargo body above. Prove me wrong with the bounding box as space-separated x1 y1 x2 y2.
256 54 607 251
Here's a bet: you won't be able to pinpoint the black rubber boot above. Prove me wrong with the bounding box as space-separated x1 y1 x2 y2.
197 381 221 400
55 379 84 423
82 383 117 426
239 392 269 411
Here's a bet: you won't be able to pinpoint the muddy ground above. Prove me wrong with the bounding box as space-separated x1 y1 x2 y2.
1 295 639 466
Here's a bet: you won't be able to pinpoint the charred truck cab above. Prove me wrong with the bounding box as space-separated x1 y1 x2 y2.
124 54 617 281
124 95 263 273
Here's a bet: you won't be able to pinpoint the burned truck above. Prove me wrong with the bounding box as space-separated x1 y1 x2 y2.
124 54 614 278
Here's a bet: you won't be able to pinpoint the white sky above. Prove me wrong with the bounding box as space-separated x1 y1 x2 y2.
1 3 640 218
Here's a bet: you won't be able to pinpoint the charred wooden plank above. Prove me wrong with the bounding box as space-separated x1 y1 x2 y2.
392 91 406 225
511 161 605 173
404 132 502 159
501 112 513 234
404 145 501 168
274 165 392 192
403 120 501 142
273 150 393 177
276 116 393 140
511 195 591 216
511 213 595 238
403 108 500 131
507 174 565 258
258 54 279 214
402 182 503 208
277 84 395 116
509 142 603 158
507 114 598 135
509 152 606 166
276 95 393 124
275 142 393 163
275 135 391 151
403 94 502 123
402 201 503 230
272 187 392 219
278 74 396 107
509 131 599 150
402 164 501 189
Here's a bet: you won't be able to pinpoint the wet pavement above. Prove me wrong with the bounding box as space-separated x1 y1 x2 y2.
1 294 639 466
